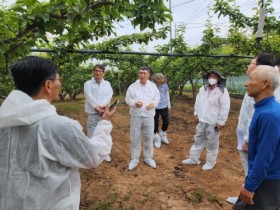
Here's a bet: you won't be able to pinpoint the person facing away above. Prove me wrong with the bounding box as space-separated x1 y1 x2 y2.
239 65 280 209
182 70 230 171
125 66 160 171
152 73 171 148
84 64 113 162
275 57 280 72
228 53 280 207
0 56 115 210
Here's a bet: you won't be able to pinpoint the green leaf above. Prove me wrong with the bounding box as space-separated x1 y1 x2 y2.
39 13 50 23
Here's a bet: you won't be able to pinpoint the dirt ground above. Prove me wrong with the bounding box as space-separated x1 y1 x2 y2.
59 95 245 210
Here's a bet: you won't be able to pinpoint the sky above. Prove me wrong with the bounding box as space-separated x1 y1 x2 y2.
3 0 280 51
113 0 280 51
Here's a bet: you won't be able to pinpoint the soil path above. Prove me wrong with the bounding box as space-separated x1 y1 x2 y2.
60 95 244 210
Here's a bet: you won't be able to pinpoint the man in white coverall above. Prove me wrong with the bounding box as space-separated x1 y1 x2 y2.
182 70 230 171
0 56 115 210
125 66 160 170
84 64 113 162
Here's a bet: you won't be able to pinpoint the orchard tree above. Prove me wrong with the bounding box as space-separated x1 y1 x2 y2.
1 0 172 63
213 0 280 55
101 52 148 94
153 24 193 96
0 0 172 98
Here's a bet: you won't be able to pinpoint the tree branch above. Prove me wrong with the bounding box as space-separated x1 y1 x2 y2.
3 21 39 44
82 1 113 12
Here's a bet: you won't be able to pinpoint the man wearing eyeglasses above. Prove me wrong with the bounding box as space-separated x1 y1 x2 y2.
0 56 115 210
84 64 113 162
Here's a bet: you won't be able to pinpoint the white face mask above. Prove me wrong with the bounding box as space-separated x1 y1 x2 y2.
208 78 217 85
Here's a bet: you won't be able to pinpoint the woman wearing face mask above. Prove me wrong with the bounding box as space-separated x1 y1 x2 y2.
182 70 230 171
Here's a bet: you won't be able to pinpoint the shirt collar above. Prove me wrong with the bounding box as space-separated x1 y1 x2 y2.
254 96 275 108
92 78 104 84
208 84 217 90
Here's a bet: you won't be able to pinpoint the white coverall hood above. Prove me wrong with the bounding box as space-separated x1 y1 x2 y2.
0 90 56 128
0 90 113 210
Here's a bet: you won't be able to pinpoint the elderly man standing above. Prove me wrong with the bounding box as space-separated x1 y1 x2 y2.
125 66 160 170
239 65 280 209
84 64 113 162
227 53 278 206
236 53 276 177
182 70 230 171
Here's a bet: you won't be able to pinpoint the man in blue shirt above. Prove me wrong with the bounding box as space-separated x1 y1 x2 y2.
240 65 280 209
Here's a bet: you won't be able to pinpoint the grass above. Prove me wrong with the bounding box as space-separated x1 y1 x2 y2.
123 191 132 201
208 194 223 207
208 194 219 202
84 192 135 210
193 190 203 203
53 98 85 112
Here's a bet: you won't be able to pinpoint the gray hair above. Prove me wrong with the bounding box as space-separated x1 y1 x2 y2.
255 65 280 91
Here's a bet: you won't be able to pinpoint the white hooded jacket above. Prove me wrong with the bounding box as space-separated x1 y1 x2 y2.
0 90 112 210
194 86 230 126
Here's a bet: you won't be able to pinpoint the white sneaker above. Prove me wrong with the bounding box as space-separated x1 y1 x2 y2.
226 197 238 204
144 158 157 169
104 155 111 162
182 158 201 165
160 130 169 144
153 133 161 148
128 159 139 171
202 163 215 171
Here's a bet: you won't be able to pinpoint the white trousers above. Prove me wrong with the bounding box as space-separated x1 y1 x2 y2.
130 116 154 160
238 149 248 176
189 122 220 165
87 113 101 138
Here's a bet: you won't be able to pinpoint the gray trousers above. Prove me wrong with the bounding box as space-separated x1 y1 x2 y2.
87 113 101 138
130 116 154 160
189 122 220 165
239 150 248 177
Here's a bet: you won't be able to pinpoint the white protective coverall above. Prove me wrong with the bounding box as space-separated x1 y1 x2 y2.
236 87 280 176
125 80 160 160
189 85 230 165
84 78 113 138
0 90 112 210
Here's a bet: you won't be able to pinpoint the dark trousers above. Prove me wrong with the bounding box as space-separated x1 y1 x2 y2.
154 107 169 133
234 179 280 210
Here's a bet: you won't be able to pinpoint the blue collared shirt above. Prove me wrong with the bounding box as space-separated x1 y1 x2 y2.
245 96 280 192
156 83 169 109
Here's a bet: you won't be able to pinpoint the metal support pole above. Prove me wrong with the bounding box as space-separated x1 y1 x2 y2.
169 0 172 40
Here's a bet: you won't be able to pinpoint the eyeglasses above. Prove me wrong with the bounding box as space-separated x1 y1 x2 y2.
41 77 61 86
51 78 62 82
250 62 257 65
94 69 104 73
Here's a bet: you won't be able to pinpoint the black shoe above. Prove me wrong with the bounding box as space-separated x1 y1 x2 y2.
232 196 246 210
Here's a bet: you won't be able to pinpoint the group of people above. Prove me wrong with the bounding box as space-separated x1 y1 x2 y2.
83 65 172 171
228 53 280 210
0 53 280 209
